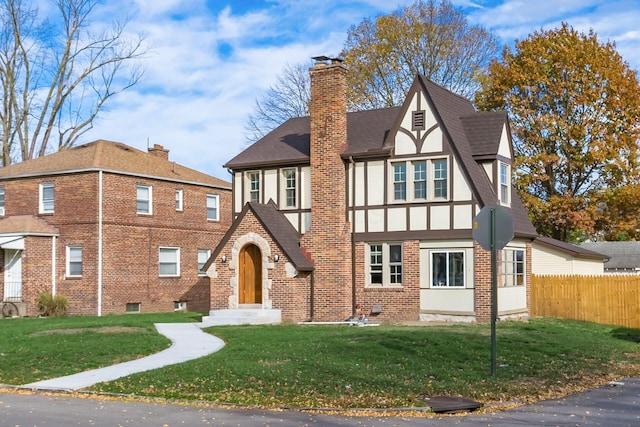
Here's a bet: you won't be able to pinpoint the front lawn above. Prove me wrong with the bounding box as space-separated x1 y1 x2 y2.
1 314 638 409
0 312 199 385
92 318 640 409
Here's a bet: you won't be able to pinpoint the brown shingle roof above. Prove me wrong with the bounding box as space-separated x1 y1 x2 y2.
417 77 496 206
207 201 314 272
536 236 609 260
225 75 537 239
224 107 401 169
0 140 230 189
0 215 59 235
248 202 314 271
417 77 535 238
461 111 509 159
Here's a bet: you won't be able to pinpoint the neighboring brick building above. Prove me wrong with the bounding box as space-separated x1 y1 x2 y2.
204 57 537 324
0 141 231 316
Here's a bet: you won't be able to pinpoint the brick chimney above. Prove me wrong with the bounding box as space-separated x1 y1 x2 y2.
148 144 169 160
301 56 352 321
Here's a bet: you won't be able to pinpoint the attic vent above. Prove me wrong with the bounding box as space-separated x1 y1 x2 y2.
412 110 426 130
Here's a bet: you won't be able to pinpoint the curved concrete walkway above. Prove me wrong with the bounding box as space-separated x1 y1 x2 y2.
23 323 225 391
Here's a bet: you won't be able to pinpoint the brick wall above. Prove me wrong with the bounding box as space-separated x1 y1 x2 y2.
2 169 230 316
300 58 353 321
474 242 492 323
355 240 421 322
210 209 311 322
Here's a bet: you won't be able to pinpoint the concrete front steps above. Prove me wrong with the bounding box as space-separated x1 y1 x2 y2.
201 308 282 326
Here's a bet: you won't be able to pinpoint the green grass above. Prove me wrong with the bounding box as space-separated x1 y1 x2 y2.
1 315 639 409
95 319 640 409
0 312 200 385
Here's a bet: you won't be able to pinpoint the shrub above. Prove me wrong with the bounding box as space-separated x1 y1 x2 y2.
38 292 68 317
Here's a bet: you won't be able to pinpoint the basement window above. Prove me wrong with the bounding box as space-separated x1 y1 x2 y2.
126 302 140 313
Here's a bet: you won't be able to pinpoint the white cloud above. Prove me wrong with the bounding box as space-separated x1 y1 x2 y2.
84 0 640 181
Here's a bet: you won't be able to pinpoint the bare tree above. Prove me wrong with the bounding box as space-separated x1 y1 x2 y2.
244 61 310 144
0 0 146 166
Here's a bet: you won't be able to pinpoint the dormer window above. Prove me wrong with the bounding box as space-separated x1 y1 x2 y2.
499 162 510 205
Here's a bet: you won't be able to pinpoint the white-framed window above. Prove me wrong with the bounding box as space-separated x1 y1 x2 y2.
430 250 465 287
500 248 525 287
39 182 55 213
66 245 82 277
393 163 407 201
248 171 260 203
499 162 510 205
136 185 152 214
159 247 180 277
0 185 5 216
207 194 219 221
413 160 427 199
367 243 403 287
433 159 448 199
175 189 183 211
283 168 297 208
390 157 449 203
198 249 211 275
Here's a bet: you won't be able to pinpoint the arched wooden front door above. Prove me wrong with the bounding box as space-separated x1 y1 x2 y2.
239 244 262 304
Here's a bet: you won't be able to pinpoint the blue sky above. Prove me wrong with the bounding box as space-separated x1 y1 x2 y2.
83 0 640 180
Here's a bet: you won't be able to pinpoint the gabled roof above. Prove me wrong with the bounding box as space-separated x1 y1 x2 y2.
578 241 640 269
225 75 537 238
207 201 314 272
415 77 497 207
0 140 231 189
0 215 59 236
535 236 609 260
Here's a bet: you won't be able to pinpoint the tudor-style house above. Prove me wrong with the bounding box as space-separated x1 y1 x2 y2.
204 57 537 324
0 141 231 316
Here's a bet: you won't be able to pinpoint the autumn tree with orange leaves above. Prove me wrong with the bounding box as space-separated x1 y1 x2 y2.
476 23 640 242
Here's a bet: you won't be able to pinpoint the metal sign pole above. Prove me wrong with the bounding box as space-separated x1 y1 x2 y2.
490 207 497 377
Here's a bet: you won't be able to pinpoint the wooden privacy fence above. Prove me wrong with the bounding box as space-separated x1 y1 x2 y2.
531 275 640 329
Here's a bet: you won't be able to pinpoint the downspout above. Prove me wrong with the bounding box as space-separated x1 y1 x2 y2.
309 270 315 321
97 171 103 316
51 236 56 296
349 156 356 314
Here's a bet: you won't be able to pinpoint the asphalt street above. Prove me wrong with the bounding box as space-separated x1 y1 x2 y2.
1 377 639 427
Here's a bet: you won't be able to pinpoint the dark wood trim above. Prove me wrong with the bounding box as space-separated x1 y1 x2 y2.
355 228 472 242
